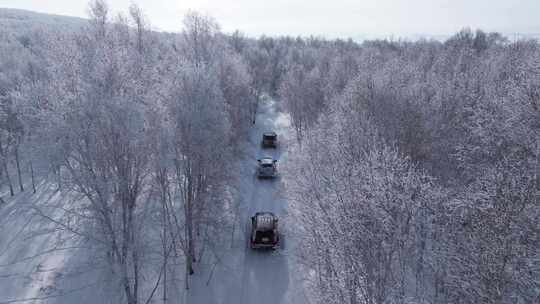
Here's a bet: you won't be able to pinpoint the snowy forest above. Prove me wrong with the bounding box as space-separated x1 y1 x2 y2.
0 1 538 304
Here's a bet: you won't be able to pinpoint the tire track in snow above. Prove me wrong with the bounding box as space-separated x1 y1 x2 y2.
237 98 294 304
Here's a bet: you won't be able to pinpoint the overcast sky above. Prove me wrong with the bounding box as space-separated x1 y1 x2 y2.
1 0 539 39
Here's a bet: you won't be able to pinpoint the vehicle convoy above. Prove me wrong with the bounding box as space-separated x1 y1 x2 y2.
249 212 280 249
261 132 278 148
257 156 278 178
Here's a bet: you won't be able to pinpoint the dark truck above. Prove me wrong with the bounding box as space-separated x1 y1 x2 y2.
261 132 277 148
249 212 280 250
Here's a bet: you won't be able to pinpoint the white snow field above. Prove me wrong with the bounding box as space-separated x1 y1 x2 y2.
0 182 87 303
0 181 111 304
0 98 308 304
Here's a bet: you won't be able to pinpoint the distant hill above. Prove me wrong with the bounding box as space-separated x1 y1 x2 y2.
0 8 87 35
1 7 538 43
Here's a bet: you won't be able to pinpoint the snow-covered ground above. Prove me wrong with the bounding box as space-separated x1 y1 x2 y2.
181 97 308 304
0 182 72 303
0 98 308 304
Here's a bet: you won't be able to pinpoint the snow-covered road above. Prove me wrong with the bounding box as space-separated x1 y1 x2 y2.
185 98 308 304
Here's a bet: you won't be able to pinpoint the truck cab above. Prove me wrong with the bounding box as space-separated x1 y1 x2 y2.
261 132 278 148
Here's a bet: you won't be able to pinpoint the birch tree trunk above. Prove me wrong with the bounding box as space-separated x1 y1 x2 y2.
14 145 24 192
3 160 14 197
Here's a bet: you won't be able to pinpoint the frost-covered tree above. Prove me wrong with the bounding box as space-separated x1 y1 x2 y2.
280 30 539 304
26 2 165 302
0 34 33 196
162 61 231 286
